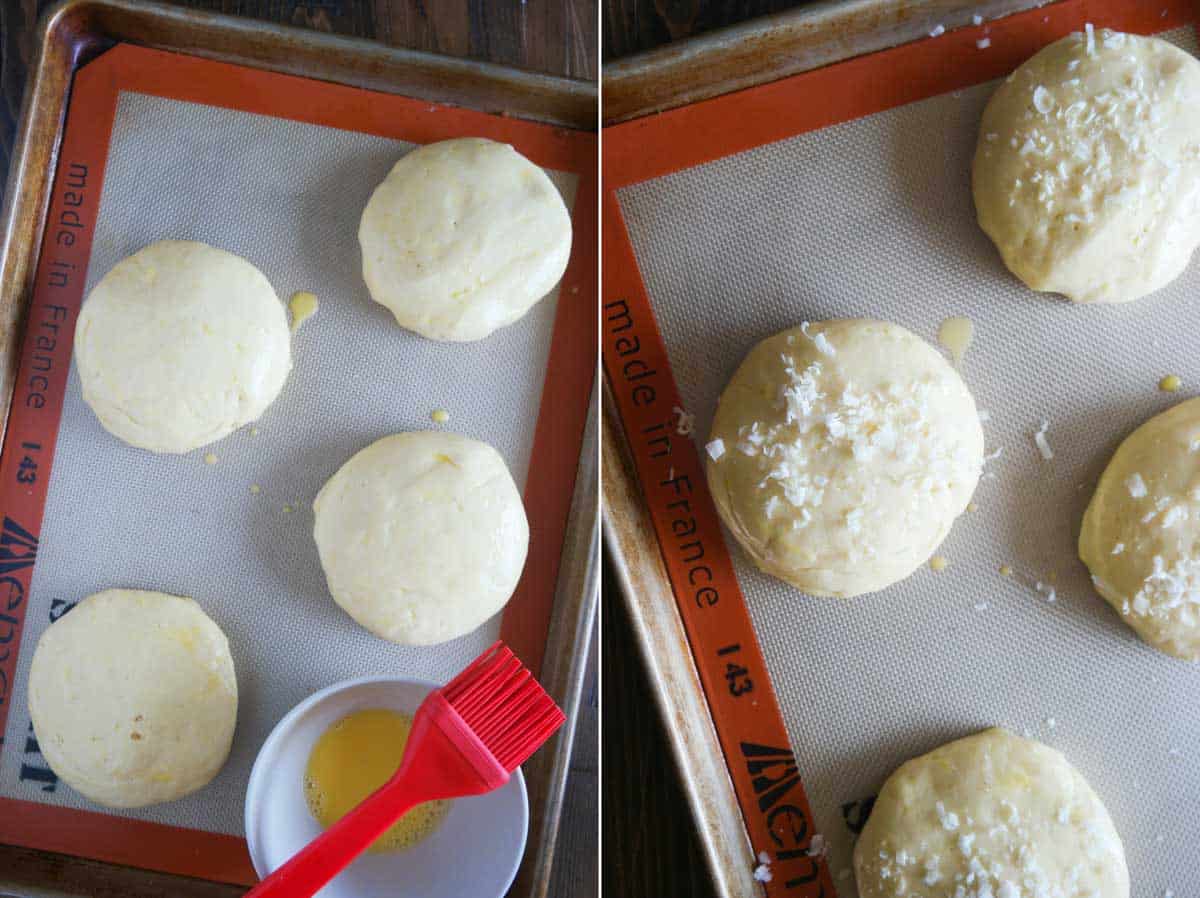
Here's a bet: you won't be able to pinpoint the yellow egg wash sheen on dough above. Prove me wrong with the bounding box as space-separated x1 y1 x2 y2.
937 316 974 365
288 291 319 332
304 708 448 852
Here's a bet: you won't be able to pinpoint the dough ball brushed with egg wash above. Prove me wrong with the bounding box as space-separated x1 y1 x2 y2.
313 431 529 645
358 137 572 342
854 728 1128 898
1080 397 1200 660
28 589 238 808
973 28 1200 303
74 240 292 453
705 319 983 597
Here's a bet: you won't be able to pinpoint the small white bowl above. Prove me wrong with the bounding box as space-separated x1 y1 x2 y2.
245 676 528 898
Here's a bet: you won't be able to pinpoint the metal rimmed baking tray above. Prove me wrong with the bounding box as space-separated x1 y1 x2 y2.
602 2 1198 896
0 2 598 896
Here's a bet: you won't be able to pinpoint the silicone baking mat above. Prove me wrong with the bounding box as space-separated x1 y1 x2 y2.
0 45 596 884
603 2 1199 896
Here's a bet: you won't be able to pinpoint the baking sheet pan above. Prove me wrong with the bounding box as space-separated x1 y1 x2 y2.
0 7 597 892
603 2 1199 896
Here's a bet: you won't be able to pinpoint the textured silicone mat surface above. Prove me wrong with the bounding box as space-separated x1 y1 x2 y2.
0 91 576 836
617 25 1198 898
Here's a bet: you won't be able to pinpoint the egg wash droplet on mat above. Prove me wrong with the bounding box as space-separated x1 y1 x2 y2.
937 316 974 366
289 291 319 333
304 708 448 852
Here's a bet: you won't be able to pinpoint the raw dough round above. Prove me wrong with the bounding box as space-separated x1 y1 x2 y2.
312 431 529 645
358 138 572 341
854 728 1128 898
1080 397 1200 660
973 29 1200 303
705 319 983 597
75 240 291 453
27 589 238 809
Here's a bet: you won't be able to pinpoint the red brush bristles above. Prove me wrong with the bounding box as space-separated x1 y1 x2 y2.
442 641 566 772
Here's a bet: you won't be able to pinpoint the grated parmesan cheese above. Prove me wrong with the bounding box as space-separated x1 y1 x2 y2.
800 321 836 357
706 438 726 461
936 801 960 831
1032 85 1054 114
972 13 983 25
929 24 946 37
1085 22 1096 56
1033 421 1054 460
977 37 991 50
673 406 695 437
1126 472 1148 498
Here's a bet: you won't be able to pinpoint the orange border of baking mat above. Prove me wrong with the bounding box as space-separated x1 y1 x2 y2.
601 1 1196 894
0 43 596 885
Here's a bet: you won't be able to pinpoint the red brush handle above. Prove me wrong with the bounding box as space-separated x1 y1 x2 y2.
246 694 505 898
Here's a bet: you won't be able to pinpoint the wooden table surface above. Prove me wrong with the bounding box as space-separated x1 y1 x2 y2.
0 2 596 896
600 7 814 898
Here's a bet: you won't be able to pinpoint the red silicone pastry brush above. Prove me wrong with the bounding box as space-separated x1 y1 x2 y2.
246 641 565 898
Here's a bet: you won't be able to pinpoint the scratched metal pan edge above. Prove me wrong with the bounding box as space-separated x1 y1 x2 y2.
601 0 1050 125
0 3 598 897
599 2 1052 897
601 384 762 898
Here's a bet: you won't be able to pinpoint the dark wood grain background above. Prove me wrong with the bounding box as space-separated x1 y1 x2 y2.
0 1 596 896
600 7 814 898
603 0 804 59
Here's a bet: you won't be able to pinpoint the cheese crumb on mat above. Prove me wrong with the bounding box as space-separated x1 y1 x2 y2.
930 556 950 572
1159 374 1182 392
250 484 261 495
1033 420 1054 460
1000 564 1014 577
806 834 827 857
204 453 218 465
673 406 695 436
431 409 450 423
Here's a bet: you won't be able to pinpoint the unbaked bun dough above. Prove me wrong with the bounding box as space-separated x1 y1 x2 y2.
27 589 238 809
1080 397 1200 660
313 431 529 645
75 240 291 453
973 29 1200 303
855 728 1128 898
705 319 983 597
358 138 572 341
